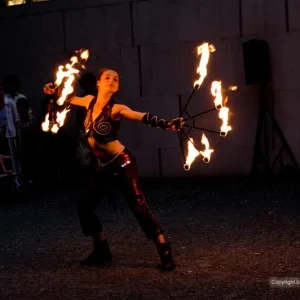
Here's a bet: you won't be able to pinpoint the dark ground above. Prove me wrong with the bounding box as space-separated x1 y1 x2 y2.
0 176 299 300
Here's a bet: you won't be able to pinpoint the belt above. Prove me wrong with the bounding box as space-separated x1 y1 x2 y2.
97 146 126 167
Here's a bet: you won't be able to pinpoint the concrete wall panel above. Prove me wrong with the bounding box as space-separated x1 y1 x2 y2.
268 32 300 90
242 0 285 36
289 0 300 31
132 0 179 45
65 3 132 53
140 43 181 96
0 12 64 55
273 89 300 150
178 0 240 41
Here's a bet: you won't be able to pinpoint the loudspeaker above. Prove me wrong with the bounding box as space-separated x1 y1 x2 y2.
242 39 271 85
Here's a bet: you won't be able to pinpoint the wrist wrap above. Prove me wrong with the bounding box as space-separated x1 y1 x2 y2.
142 113 169 129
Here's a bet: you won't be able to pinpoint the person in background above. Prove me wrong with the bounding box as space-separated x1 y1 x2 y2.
16 97 37 184
0 84 21 185
2 75 35 185
0 86 8 154
2 75 34 122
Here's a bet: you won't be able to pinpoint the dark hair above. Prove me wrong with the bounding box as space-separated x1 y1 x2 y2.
98 68 120 80
2 75 22 92
78 71 97 90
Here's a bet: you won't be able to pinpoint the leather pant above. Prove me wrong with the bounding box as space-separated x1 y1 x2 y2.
77 148 163 240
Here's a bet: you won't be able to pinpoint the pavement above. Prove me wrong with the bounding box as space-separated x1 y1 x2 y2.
0 176 299 300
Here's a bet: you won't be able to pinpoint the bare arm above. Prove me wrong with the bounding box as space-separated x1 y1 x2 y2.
43 83 94 109
69 95 94 108
117 104 146 121
117 104 184 130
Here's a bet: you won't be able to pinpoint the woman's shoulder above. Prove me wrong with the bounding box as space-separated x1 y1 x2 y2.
110 94 123 104
83 95 96 109
83 94 95 101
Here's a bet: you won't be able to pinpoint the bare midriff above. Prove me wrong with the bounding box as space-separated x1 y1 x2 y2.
87 136 125 159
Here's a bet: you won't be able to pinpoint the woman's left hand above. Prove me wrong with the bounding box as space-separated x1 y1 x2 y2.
167 117 184 131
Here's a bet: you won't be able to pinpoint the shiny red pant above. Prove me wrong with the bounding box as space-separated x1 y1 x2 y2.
77 148 163 240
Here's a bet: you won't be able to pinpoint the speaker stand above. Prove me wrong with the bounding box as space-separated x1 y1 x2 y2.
251 84 299 177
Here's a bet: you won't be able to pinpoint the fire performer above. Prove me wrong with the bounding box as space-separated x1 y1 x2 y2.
43 68 184 271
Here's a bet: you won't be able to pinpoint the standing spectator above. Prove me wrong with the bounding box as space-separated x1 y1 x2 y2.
0 84 22 186
0 86 8 154
2 75 36 185
16 97 37 184
2 75 34 122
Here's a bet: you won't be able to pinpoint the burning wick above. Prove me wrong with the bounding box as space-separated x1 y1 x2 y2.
210 81 233 136
229 86 238 91
193 42 216 90
183 164 190 171
184 138 200 171
183 134 214 170
211 81 223 110
203 157 209 163
41 49 89 133
200 134 214 163
219 107 232 137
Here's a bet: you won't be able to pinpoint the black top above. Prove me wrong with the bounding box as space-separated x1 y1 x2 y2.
84 97 121 144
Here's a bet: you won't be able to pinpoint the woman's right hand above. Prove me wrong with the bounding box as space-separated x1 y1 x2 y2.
43 83 56 95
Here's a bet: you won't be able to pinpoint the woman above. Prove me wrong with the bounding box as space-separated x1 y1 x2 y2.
44 68 184 271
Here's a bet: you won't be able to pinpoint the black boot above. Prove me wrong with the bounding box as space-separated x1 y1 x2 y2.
80 239 112 266
156 242 176 271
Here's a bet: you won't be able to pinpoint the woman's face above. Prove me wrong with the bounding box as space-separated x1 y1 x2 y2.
97 69 119 94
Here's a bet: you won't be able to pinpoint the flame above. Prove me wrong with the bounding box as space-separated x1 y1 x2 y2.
184 138 200 170
51 124 59 134
211 81 223 109
219 107 232 136
184 134 214 169
80 50 89 60
193 42 216 89
56 107 71 127
41 113 50 132
229 86 238 91
200 134 214 163
210 81 233 136
56 74 76 106
41 49 90 133
55 50 90 107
